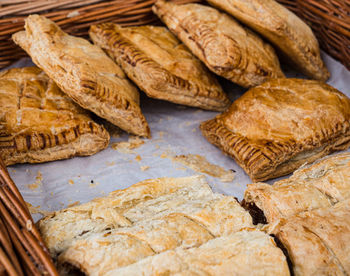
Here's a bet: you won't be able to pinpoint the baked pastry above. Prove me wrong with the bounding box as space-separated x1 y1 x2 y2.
243 153 350 224
89 24 231 111
200 78 350 182
269 199 350 275
153 0 284 88
38 176 289 275
12 15 150 137
207 0 330 81
0 67 109 166
108 230 290 276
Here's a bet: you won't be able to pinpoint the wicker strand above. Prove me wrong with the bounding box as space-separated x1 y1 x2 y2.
0 159 58 276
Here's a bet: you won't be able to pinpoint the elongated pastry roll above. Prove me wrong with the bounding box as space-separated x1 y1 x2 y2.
270 199 350 275
13 15 150 137
207 0 330 81
39 176 256 275
243 153 350 224
153 0 284 88
201 79 350 182
89 24 231 111
0 67 109 165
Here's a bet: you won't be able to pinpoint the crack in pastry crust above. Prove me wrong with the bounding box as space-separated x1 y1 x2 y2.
12 15 150 137
89 24 231 111
201 78 350 182
244 153 350 224
37 176 291 275
0 67 110 166
153 0 284 88
207 0 330 81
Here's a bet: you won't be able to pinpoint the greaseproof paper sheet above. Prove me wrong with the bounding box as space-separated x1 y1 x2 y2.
4 53 350 221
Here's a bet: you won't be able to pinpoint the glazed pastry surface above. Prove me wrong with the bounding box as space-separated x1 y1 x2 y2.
244 153 350 224
270 199 350 275
207 0 329 81
13 15 150 137
89 24 231 111
153 0 284 88
0 67 109 165
38 176 289 275
201 78 350 181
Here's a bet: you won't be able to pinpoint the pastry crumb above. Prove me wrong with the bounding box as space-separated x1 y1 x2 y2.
68 179 74 185
135 155 142 162
106 161 116 166
67 201 80 208
111 136 144 154
67 10 80 18
172 154 235 182
26 202 52 216
140 166 150 171
27 171 43 190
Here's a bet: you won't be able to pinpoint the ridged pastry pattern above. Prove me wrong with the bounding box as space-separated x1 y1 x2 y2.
12 15 150 137
153 0 285 88
201 78 350 181
0 67 110 166
89 24 231 111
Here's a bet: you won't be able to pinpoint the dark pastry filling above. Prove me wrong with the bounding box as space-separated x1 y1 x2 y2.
241 200 267 225
271 235 294 276
59 263 85 276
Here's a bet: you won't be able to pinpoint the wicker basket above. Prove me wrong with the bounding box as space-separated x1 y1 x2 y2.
0 0 349 70
0 0 349 275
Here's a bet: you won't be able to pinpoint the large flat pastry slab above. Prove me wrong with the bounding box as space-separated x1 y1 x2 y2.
89 24 231 111
269 199 350 275
243 153 350 224
37 176 288 275
201 78 350 182
107 230 290 276
153 0 284 88
0 67 109 166
13 15 150 137
207 0 330 81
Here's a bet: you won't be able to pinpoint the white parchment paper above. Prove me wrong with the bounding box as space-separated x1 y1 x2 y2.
4 52 350 221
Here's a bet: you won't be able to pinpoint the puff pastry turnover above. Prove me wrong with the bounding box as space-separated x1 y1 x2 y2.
200 78 350 182
89 24 231 111
153 0 284 88
243 153 350 224
270 199 350 275
13 15 150 137
0 67 109 166
38 176 288 275
207 0 330 81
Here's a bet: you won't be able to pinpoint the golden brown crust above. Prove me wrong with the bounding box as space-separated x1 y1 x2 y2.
12 15 150 137
89 24 231 111
269 199 350 275
207 0 330 81
152 0 284 88
200 78 350 182
244 153 350 224
38 176 266 275
0 67 110 166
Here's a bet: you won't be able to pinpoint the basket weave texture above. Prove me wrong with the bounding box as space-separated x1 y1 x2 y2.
0 0 349 70
0 158 58 275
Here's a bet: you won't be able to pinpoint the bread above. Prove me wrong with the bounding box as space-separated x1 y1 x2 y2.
152 0 284 88
201 78 350 182
243 153 350 224
270 199 350 275
12 15 150 137
207 0 330 81
0 67 109 165
38 176 288 275
89 24 231 111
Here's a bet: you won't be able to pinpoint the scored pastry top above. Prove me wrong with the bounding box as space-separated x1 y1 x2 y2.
13 14 150 137
90 24 231 111
153 0 284 88
0 67 109 165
